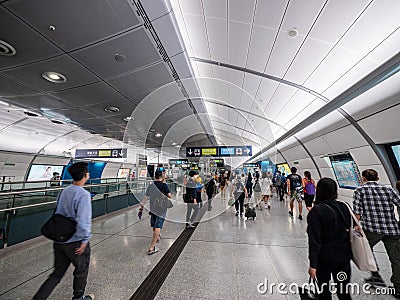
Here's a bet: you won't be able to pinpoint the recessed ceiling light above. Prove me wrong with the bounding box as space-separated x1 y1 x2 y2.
49 25 56 31
155 133 162 137
288 28 298 38
176 145 180 148
104 106 119 113
42 71 67 83
0 100 9 106
0 40 16 56
115 54 125 62
172 142 177 145
123 116 134 121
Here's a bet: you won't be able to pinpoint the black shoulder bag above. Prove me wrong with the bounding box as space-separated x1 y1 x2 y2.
41 191 77 242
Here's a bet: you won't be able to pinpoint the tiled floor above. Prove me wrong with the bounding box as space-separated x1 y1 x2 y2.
0 193 395 299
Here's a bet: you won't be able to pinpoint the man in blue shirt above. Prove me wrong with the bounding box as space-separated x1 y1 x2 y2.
34 162 93 300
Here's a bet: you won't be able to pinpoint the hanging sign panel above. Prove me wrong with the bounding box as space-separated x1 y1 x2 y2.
75 148 127 158
186 146 252 157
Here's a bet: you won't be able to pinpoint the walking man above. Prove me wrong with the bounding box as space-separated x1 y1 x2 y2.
287 167 303 220
33 162 93 300
184 170 199 228
353 169 400 298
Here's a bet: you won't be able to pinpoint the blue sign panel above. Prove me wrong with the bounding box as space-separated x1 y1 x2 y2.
186 146 252 157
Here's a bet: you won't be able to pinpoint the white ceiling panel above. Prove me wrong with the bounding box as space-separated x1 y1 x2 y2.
241 73 260 100
368 27 400 65
212 65 230 83
196 63 214 78
284 37 332 83
254 0 288 29
235 112 247 129
303 136 334 156
322 57 377 100
178 0 202 16
263 84 298 120
206 17 228 63
274 91 318 126
246 25 276 73
203 0 227 19
341 75 400 121
308 0 370 45
255 79 280 107
338 0 400 59
183 14 210 59
304 45 362 94
264 31 305 78
228 21 252 66
284 98 325 130
228 0 256 24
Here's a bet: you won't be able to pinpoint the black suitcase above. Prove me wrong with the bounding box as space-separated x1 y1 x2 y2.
245 206 256 220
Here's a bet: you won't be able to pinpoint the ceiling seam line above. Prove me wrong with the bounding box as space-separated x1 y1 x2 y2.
251 0 291 112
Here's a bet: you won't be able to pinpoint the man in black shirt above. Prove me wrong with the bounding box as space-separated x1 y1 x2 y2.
184 170 198 228
287 167 304 220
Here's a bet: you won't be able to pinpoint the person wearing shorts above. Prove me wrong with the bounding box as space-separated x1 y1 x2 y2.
140 170 172 255
287 167 303 220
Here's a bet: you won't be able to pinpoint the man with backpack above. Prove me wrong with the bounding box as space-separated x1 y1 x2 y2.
184 170 199 228
287 167 304 220
275 171 285 201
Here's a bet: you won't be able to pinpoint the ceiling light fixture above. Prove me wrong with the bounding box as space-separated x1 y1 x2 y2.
0 100 9 106
104 106 120 113
172 142 177 145
24 111 40 117
176 145 180 148
42 71 67 83
288 28 298 38
115 54 126 62
155 133 162 137
0 40 16 56
51 119 64 125
123 116 134 121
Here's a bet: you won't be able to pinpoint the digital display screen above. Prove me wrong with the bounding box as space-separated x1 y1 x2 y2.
275 163 291 176
27 165 65 181
329 153 363 189
384 142 400 179
117 168 130 178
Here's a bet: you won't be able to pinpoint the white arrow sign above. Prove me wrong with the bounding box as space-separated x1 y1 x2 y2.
119 150 124 157
188 149 193 155
244 148 251 154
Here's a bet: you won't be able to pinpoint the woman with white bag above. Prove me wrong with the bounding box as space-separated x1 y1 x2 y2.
307 177 352 300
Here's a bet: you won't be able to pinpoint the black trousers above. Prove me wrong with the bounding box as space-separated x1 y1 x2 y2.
186 203 199 224
316 260 352 300
277 184 284 200
33 241 90 300
207 193 213 209
234 192 245 215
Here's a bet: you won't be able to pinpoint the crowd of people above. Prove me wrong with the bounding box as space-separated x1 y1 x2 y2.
35 161 400 300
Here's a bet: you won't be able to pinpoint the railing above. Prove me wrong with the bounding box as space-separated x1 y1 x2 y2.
0 178 177 249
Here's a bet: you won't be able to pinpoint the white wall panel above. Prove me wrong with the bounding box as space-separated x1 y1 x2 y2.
303 137 334 156
357 104 400 144
34 156 70 166
350 146 381 166
280 145 309 161
312 156 332 168
322 125 368 152
319 167 335 179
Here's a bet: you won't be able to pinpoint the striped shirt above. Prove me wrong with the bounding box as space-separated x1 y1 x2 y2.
353 181 400 235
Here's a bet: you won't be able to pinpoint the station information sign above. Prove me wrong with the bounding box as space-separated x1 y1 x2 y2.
243 163 258 168
186 146 252 157
169 159 189 165
75 148 127 158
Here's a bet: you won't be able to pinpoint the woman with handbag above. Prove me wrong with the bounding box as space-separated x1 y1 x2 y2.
140 170 172 255
307 177 352 300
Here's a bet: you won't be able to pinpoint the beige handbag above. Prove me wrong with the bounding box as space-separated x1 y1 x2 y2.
342 202 378 272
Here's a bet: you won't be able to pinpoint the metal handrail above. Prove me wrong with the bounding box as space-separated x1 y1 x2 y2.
0 201 57 213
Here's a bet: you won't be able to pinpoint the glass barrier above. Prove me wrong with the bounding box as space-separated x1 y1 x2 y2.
0 178 154 248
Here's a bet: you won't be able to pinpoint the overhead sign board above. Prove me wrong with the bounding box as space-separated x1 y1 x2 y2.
75 148 127 159
169 159 189 165
243 163 258 168
186 146 252 157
